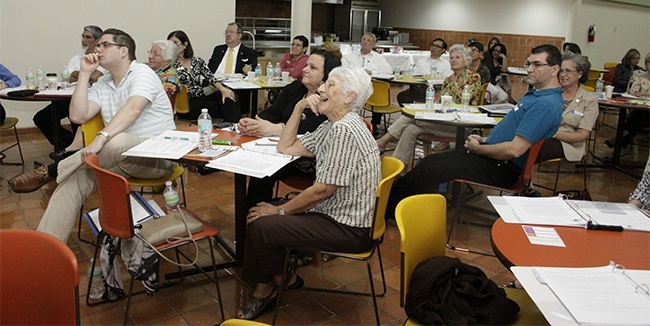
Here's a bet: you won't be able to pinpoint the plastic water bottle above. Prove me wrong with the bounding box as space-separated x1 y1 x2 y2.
25 68 36 90
255 63 262 77
408 64 415 78
88 258 105 300
60 66 70 90
274 62 281 81
163 181 180 212
266 62 274 84
461 85 471 112
198 108 212 152
425 82 435 112
36 66 45 90
595 78 604 93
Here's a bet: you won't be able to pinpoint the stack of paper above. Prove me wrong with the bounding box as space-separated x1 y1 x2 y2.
122 130 209 160
222 80 261 89
206 140 298 178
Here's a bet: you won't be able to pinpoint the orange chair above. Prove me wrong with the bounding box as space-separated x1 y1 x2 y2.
602 62 617 85
447 140 545 255
0 229 80 325
83 154 225 325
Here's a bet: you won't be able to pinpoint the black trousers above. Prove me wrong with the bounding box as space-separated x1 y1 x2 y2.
246 158 316 210
536 138 564 163
385 150 520 220
178 92 242 122
621 109 649 148
32 101 77 146
242 212 371 285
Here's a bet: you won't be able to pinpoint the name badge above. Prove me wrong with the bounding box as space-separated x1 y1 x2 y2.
570 110 584 117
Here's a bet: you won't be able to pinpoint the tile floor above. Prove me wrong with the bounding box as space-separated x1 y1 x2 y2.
0 107 646 325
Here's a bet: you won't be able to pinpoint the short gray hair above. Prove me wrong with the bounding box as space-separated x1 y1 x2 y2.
448 44 472 67
84 25 103 40
328 66 373 110
562 51 591 84
151 40 179 63
362 32 377 43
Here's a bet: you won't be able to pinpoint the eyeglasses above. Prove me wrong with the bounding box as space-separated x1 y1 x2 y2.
431 44 444 49
524 61 550 69
470 48 480 53
94 41 127 50
559 68 578 75
147 51 162 58
291 42 303 47
224 30 240 35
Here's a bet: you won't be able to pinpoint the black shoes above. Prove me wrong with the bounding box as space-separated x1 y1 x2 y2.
49 150 77 162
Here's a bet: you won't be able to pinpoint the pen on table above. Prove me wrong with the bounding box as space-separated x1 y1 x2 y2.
255 142 277 146
212 139 231 145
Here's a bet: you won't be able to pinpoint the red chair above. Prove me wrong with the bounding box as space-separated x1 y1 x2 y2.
83 154 225 325
447 140 545 255
0 229 80 325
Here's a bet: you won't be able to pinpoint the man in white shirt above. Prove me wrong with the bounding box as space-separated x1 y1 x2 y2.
397 38 452 106
10 28 177 243
33 25 108 161
342 32 393 134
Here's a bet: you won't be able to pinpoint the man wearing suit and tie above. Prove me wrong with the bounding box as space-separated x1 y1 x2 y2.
208 22 258 117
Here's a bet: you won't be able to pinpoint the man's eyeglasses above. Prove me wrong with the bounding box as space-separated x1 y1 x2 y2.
291 42 303 47
95 41 127 50
431 44 444 49
524 61 550 69
224 30 240 35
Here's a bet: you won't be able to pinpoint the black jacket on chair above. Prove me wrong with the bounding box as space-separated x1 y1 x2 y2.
405 256 520 325
208 44 258 74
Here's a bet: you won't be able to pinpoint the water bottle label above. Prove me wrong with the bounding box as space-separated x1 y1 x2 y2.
165 193 179 205
426 90 435 98
198 120 211 132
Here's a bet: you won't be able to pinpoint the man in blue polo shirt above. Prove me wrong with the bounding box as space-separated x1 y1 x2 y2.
385 44 563 219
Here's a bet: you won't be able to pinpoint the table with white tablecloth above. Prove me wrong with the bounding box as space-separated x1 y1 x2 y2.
381 51 449 72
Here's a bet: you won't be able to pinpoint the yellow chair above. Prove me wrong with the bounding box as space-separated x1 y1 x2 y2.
479 82 490 105
581 85 595 92
77 114 186 244
395 194 548 325
221 319 269 326
0 116 24 166
364 79 401 132
395 194 447 313
175 85 191 115
273 156 405 326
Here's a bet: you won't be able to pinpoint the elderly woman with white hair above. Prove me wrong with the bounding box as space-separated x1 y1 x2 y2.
238 66 381 320
147 39 180 95
376 44 481 164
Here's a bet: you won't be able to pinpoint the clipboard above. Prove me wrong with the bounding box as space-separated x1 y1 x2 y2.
83 192 165 236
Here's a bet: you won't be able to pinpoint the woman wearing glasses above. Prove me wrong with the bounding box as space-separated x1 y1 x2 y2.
482 42 509 85
536 51 598 163
280 35 309 79
167 30 239 122
147 40 180 95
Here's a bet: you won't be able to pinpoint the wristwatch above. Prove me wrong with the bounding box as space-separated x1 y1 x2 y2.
278 205 286 215
97 130 111 141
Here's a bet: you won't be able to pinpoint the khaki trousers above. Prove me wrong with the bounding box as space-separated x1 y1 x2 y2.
387 116 455 165
37 133 176 243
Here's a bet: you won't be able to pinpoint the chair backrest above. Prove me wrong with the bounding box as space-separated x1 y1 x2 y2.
81 113 106 146
479 82 489 105
371 156 405 241
395 194 447 307
175 85 191 114
366 79 391 108
602 62 617 85
84 154 135 238
520 139 545 187
581 85 595 92
0 229 80 325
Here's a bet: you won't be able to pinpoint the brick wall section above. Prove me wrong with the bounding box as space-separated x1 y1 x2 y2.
396 28 565 70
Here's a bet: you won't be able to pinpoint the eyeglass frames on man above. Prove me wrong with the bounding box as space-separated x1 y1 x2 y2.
524 61 550 69
94 41 127 50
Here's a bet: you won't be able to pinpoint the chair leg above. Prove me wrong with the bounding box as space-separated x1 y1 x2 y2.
273 250 298 325
123 275 136 326
365 258 380 326
446 183 495 256
77 206 97 247
0 125 25 166
552 159 561 195
207 237 226 322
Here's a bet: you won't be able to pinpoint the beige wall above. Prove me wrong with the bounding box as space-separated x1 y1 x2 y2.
0 0 235 128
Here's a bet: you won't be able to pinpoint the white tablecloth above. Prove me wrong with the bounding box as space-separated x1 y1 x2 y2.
382 52 449 72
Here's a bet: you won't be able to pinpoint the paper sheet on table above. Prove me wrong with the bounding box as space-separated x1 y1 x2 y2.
34 88 75 96
206 148 297 178
371 74 394 80
122 130 214 160
222 80 261 89
521 225 565 247
532 265 650 325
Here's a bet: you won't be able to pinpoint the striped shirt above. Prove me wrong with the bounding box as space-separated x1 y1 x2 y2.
88 61 175 137
301 112 381 228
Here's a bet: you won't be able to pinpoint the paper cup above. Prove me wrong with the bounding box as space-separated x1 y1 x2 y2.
281 71 289 82
605 85 614 99
441 95 453 110
247 71 256 81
